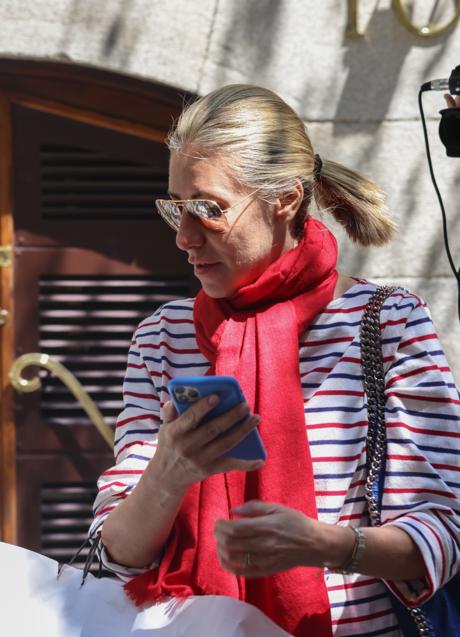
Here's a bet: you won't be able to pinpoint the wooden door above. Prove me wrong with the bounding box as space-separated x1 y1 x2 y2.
0 59 197 566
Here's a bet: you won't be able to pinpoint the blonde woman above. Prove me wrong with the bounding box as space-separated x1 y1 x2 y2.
91 85 460 637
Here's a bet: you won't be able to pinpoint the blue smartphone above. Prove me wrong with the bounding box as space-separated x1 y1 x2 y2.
168 376 266 462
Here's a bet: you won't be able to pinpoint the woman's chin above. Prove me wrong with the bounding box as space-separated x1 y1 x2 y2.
200 285 232 299
199 279 236 299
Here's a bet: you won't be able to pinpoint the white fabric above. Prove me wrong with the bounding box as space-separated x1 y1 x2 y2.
0 541 291 637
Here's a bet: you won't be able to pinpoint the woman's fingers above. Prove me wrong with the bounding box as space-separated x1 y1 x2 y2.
214 504 275 537
213 502 323 576
207 456 265 476
231 500 277 517
160 396 264 481
173 393 221 434
159 395 264 481
217 550 279 578
172 396 249 443
197 413 262 463
192 402 252 449
162 400 178 423
216 534 276 556
216 529 301 578
173 400 262 461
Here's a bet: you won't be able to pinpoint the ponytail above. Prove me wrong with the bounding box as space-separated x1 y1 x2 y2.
313 159 397 246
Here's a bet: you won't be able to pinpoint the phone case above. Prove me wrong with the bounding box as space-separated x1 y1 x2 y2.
168 376 266 461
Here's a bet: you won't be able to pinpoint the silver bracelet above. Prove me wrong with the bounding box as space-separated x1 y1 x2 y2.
331 526 366 575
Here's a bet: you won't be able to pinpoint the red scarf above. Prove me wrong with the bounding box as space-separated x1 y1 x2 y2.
125 217 338 637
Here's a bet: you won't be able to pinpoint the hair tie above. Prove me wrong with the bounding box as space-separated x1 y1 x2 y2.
313 153 323 179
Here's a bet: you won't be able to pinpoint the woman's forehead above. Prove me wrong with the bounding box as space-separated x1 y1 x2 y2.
168 151 242 199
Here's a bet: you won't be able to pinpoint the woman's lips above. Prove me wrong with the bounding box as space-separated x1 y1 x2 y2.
194 262 221 276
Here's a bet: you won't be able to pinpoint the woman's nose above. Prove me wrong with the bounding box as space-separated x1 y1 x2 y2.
176 210 205 251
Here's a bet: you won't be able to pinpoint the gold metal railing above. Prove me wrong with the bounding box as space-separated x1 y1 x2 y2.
9 353 114 448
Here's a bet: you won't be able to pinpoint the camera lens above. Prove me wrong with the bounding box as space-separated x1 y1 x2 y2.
173 387 188 403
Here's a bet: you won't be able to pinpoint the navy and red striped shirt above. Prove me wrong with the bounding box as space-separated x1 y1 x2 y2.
91 281 460 637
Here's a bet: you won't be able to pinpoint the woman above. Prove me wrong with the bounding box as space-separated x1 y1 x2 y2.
90 85 460 636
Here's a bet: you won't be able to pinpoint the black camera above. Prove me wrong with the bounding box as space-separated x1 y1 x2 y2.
439 65 460 157
439 107 460 157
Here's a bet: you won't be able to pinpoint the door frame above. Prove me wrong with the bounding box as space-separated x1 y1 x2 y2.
0 94 16 542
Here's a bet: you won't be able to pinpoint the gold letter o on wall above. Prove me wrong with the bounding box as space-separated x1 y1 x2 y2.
393 0 460 38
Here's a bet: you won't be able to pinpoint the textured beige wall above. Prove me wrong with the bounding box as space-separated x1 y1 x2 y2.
1 0 459 380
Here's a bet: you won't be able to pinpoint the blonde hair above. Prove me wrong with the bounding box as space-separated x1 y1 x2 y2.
167 84 396 245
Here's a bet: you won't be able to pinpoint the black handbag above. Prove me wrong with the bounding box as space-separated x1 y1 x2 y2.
360 286 460 637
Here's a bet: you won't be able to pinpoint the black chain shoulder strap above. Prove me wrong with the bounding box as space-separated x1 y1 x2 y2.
360 285 397 526
360 285 435 637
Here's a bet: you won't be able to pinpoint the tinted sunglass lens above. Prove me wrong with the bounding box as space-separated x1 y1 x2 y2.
186 201 222 220
156 199 226 231
160 201 181 230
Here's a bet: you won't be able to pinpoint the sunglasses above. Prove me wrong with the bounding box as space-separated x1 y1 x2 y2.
155 189 261 232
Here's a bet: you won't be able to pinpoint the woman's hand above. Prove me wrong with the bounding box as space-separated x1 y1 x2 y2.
150 397 264 495
101 397 264 569
214 500 351 578
214 500 427 582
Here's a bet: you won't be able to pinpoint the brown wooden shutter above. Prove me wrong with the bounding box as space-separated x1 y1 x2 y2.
38 274 188 429
12 103 195 562
40 482 98 569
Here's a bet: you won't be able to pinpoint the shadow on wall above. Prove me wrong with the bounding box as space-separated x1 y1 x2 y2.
331 150 432 281
328 4 452 281
334 5 449 129
54 0 459 295
332 137 460 288
58 0 142 66
201 1 459 287
205 0 283 84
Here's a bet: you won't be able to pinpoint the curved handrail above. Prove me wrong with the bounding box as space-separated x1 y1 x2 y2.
9 353 114 449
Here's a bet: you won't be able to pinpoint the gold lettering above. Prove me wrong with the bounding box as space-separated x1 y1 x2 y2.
393 0 460 38
346 0 365 38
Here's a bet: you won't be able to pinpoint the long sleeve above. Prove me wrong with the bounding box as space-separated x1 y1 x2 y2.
89 298 208 578
380 291 460 606
89 312 163 577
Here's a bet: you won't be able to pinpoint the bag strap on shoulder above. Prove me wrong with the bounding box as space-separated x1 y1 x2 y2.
360 285 435 637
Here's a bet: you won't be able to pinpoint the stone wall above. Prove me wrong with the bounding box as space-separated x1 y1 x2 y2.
1 0 459 379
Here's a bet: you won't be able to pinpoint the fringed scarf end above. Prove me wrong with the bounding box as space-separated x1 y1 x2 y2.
123 570 193 607
124 571 164 607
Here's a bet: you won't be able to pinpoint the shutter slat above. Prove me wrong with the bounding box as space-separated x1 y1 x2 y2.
40 142 167 220
40 482 102 571
39 275 187 427
42 180 165 191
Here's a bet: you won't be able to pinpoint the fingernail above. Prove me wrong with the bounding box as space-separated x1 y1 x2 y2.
251 415 261 425
208 394 219 406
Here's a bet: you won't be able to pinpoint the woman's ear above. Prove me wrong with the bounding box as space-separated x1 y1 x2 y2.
273 181 304 223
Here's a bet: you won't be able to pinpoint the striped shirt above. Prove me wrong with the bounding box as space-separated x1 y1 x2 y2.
91 281 460 637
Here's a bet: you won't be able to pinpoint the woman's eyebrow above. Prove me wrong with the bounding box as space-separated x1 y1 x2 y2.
168 190 227 201
167 190 224 200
